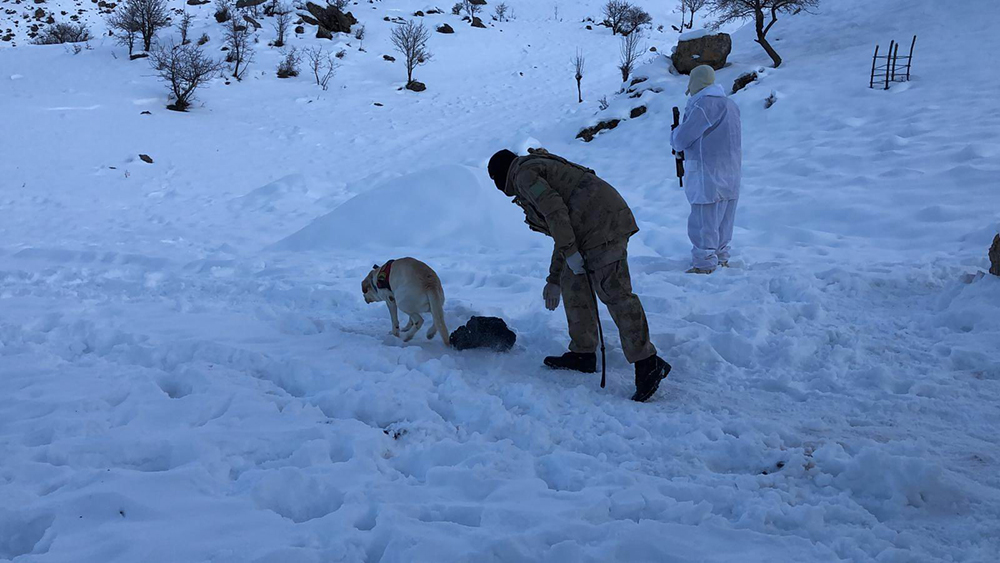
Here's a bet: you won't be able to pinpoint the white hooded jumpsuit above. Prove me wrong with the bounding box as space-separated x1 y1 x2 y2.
670 84 742 270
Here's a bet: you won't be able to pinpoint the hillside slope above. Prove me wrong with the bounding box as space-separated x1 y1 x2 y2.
1 0 999 561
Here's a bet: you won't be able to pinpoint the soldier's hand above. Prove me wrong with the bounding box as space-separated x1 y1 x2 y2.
565 252 586 276
543 282 561 311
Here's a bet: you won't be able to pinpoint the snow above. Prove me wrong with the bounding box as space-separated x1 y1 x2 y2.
2 0 999 561
679 28 712 41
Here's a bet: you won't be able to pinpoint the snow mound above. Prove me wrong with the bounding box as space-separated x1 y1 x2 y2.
275 165 538 253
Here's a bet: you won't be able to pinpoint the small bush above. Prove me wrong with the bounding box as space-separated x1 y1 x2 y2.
197 33 210 45
335 49 346 59
214 0 231 23
149 41 222 111
451 2 462 16
34 22 91 44
276 47 300 78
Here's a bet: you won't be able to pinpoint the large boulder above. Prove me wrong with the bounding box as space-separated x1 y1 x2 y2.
990 234 1000 276
672 30 731 74
299 2 356 36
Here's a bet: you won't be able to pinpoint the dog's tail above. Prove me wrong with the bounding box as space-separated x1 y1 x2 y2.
428 288 450 347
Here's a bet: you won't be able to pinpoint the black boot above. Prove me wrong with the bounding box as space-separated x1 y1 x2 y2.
543 352 597 374
631 355 671 402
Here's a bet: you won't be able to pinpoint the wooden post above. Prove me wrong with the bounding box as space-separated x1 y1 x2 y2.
884 40 894 90
906 35 917 81
870 44 880 89
891 41 900 81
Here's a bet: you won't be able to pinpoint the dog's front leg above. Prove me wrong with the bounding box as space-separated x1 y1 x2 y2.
387 300 400 337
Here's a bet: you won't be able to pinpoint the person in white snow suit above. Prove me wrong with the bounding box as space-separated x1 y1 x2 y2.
670 65 743 274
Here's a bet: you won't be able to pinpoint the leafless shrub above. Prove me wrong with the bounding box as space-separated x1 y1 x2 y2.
622 5 651 34
572 49 585 103
34 22 91 44
272 4 291 47
214 0 232 23
149 41 222 110
674 0 709 32
304 46 338 89
131 0 170 52
178 11 193 44
106 6 140 55
493 2 508 22
618 29 644 83
598 96 610 111
451 2 462 16
224 9 255 80
602 0 628 35
354 23 365 49
276 46 300 77
197 33 210 45
390 20 431 86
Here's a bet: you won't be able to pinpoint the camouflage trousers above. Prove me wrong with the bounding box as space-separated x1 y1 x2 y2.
560 240 656 364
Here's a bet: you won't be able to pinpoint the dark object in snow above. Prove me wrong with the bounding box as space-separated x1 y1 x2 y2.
140 111 151 115
732 71 758 94
406 80 426 92
631 355 670 403
299 2 356 37
471 16 486 29
139 154 153 164
235 0 266 9
671 32 731 75
629 105 647 119
243 15 261 30
649 46 656 52
294 25 304 34
187 0 210 5
436 23 454 34
450 316 516 353
764 91 777 109
870 36 917 90
576 119 620 142
414 10 424 17
989 234 1000 277
383 54 395 62
129 52 148 60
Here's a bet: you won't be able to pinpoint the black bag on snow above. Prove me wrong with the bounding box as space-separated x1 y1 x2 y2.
449 316 516 352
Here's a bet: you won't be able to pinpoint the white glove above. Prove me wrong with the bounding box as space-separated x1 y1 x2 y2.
565 252 586 276
543 282 561 311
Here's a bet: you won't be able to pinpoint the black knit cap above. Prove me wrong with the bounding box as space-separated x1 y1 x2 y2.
488 149 517 191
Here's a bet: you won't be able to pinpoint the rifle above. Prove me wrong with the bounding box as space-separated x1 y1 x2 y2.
672 107 685 188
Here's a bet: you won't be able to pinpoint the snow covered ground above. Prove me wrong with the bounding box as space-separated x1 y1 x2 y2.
2 0 999 561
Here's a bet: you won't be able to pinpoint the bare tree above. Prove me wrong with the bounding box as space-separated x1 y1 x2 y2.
572 49 585 103
462 0 482 20
106 3 141 56
602 0 629 35
304 46 337 89
390 20 431 87
709 0 819 67
149 41 221 110
618 30 644 83
178 11 193 44
674 0 709 32
272 3 291 47
135 0 170 52
622 5 651 34
493 2 508 22
224 9 255 80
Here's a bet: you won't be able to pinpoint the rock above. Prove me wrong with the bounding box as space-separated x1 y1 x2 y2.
732 71 758 94
382 54 395 62
129 52 148 60
139 154 153 164
316 26 332 40
469 0 486 5
671 32 731 74
406 80 426 92
235 0 266 8
294 25 304 34
34 8 44 18
413 10 423 17
649 46 657 52
186 0 209 5
471 16 486 28
373 102 383 107
140 110 151 115
436 23 453 34
576 119 620 142
629 106 647 119
990 234 1000 276
300 2 355 35
586 25 592 30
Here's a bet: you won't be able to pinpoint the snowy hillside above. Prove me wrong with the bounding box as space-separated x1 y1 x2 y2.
2 0 999 561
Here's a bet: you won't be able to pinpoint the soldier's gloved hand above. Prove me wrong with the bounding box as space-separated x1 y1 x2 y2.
543 282 561 311
565 252 586 276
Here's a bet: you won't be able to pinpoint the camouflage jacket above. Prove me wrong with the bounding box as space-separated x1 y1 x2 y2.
503 148 639 284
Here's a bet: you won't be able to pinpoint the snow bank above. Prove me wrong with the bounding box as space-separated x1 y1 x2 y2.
274 165 539 253
679 28 711 41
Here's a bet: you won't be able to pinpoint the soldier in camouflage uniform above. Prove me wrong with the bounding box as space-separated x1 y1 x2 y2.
488 148 672 402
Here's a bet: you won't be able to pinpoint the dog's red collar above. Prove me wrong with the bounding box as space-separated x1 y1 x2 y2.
375 260 394 291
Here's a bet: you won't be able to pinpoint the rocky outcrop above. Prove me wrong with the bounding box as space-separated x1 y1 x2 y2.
672 32 731 74
732 71 758 94
299 2 356 38
437 23 454 34
576 119 620 142
990 234 1000 276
